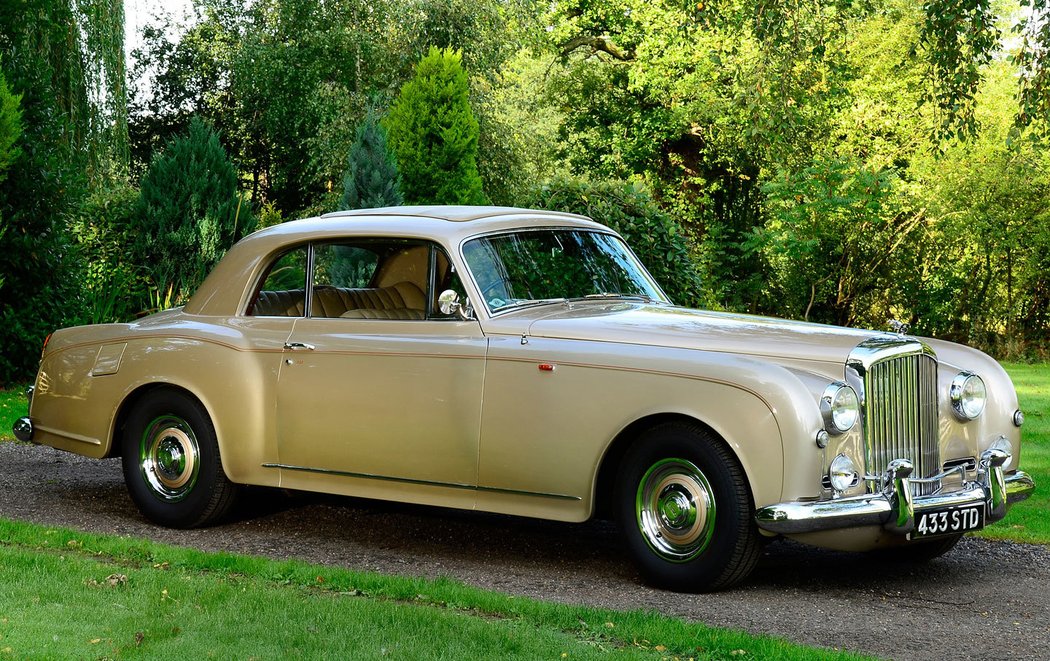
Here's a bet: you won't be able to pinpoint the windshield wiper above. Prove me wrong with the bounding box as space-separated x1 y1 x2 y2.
571 293 657 303
494 298 567 312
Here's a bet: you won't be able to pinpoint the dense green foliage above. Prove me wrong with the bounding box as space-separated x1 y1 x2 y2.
0 60 20 183
384 47 486 205
341 107 403 210
69 184 142 324
134 117 254 304
0 1 93 383
0 59 22 294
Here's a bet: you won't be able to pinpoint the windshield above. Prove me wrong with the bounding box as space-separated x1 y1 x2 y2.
462 229 668 314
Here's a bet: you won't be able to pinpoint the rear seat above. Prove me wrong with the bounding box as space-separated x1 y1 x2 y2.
253 289 305 317
253 281 425 319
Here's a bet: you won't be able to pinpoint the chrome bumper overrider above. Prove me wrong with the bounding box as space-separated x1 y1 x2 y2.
12 416 34 443
755 449 1036 535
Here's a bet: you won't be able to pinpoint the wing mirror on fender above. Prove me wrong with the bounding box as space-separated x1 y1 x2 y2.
437 289 475 321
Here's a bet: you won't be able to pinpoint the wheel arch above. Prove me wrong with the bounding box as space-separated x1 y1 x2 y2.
593 413 756 520
108 383 207 459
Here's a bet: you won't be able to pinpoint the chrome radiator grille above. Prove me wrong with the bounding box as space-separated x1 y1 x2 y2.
862 351 940 496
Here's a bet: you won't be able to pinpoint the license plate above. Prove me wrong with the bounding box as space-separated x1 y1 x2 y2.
910 505 985 539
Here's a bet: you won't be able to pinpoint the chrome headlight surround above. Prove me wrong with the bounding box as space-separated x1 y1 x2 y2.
950 371 986 421
820 382 859 434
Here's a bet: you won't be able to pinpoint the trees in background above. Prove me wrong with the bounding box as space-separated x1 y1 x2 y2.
0 60 23 295
384 47 486 205
341 108 403 210
133 117 254 306
0 0 123 383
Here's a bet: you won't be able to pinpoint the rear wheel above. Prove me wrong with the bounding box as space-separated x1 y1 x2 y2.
121 389 239 528
616 422 761 592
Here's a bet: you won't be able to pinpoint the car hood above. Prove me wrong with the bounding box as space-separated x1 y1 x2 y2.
497 302 891 369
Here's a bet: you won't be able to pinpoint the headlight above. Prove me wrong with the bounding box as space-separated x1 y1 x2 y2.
950 372 986 420
820 382 859 434
828 454 859 492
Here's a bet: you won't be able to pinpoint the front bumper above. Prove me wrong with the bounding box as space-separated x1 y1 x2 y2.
755 449 1036 536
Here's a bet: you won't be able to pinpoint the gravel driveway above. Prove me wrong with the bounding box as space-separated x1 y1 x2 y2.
1 441 1047 660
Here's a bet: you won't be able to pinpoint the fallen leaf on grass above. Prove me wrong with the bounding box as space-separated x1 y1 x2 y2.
85 574 128 589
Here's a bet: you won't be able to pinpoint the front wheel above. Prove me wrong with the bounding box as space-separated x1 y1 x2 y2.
616 422 761 592
121 389 240 528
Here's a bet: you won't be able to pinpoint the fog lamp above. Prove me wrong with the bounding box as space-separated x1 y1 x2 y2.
828 454 859 492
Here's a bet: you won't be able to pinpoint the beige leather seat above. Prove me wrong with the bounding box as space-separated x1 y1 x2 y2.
252 290 305 317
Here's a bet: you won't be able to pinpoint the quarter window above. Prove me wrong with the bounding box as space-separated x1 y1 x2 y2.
249 238 466 320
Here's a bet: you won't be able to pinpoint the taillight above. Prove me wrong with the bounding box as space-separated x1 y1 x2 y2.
41 332 52 356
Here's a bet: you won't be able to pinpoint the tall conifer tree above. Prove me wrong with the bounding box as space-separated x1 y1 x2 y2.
134 117 254 303
384 47 486 205
341 107 403 210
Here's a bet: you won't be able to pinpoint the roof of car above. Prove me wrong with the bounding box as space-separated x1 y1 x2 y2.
320 205 591 223
184 205 607 316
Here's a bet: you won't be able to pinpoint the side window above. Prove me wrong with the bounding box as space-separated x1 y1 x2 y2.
306 239 467 321
311 240 428 320
248 247 307 317
314 244 379 289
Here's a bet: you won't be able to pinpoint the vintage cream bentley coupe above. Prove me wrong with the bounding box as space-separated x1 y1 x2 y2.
15 206 1035 591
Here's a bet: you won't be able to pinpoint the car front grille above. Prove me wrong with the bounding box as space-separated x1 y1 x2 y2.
860 350 940 496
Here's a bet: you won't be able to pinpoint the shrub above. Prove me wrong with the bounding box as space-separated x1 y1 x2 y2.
68 183 143 323
341 107 403 210
133 117 254 304
384 47 486 205
526 178 706 308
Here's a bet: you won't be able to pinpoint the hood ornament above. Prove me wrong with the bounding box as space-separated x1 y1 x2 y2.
888 319 910 337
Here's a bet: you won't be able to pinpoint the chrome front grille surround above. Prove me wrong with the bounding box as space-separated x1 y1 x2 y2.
846 338 940 496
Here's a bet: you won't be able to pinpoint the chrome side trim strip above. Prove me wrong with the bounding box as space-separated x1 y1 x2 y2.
262 463 581 501
34 425 102 446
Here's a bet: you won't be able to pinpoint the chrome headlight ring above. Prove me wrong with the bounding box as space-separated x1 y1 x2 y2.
820 382 859 435
950 371 986 421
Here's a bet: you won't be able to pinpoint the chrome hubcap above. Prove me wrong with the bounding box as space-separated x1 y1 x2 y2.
140 415 200 502
636 458 715 562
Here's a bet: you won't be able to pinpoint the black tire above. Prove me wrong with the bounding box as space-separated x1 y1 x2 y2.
616 421 761 592
121 389 240 528
875 533 963 563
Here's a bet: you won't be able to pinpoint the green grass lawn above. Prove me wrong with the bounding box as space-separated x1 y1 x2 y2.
0 519 867 660
979 363 1050 543
0 385 27 441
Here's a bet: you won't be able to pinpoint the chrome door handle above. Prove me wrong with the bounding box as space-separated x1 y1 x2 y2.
283 342 315 351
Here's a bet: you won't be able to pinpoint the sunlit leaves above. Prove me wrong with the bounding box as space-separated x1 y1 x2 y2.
919 0 1000 143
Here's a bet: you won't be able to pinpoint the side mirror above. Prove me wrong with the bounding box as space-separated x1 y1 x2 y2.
437 289 474 320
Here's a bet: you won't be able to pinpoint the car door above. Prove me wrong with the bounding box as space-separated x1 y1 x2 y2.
273 239 486 490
